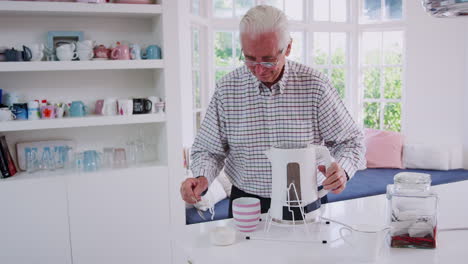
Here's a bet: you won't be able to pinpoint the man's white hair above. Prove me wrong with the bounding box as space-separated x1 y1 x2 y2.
239 5 291 51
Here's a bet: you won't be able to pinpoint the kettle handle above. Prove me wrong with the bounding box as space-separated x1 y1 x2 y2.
316 146 333 198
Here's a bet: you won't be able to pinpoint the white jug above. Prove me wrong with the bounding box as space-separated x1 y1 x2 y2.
265 144 333 223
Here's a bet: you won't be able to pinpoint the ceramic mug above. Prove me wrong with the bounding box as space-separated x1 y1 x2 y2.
132 98 152 114
12 103 28 120
232 197 261 232
4 92 21 106
130 44 141 60
69 101 87 117
77 49 94 61
41 105 55 119
27 101 40 120
57 50 78 61
0 108 15 121
147 96 160 113
103 98 118 116
76 40 95 51
117 99 133 116
29 44 45 61
141 45 161 60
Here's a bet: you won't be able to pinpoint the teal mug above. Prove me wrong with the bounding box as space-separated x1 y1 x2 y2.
141 45 161 60
69 101 87 117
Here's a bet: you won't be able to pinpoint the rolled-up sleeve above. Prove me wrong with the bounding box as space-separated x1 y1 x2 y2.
190 88 229 185
317 81 367 179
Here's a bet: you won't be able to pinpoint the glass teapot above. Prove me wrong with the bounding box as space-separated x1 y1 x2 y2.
386 172 438 249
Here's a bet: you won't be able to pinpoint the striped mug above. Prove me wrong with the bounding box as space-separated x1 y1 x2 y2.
232 197 261 232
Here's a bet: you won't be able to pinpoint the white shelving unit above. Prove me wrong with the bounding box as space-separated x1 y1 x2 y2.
0 1 187 264
0 1 162 17
0 113 166 132
0 60 164 72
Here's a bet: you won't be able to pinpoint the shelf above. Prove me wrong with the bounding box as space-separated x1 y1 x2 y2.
0 1 162 18
0 161 168 183
0 113 166 132
0 60 164 72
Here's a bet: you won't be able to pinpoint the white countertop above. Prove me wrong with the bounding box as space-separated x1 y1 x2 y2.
175 180 468 264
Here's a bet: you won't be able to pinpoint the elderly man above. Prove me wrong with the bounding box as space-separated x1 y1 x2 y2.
181 5 366 217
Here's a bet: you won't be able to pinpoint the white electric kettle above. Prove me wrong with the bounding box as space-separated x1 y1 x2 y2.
265 143 333 223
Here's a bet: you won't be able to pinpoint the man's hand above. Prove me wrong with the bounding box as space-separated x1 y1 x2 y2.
180 176 209 204
319 162 347 194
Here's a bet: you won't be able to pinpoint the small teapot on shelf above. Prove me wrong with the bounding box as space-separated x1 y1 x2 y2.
93 45 110 60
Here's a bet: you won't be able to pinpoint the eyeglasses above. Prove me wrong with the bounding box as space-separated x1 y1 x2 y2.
240 48 286 69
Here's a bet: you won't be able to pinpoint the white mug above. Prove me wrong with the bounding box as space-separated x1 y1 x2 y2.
77 40 95 50
56 43 76 53
103 98 118 116
147 96 161 113
0 108 15 121
339 224 389 263
57 50 78 61
77 49 94 61
117 99 133 116
29 43 45 61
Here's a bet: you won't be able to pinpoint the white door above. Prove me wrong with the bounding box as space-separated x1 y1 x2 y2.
0 176 72 264
67 166 171 264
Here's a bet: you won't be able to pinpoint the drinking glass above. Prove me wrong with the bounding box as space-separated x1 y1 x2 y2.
102 147 114 169
41 146 56 171
113 148 127 168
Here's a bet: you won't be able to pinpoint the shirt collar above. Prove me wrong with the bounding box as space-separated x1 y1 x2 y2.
252 60 290 96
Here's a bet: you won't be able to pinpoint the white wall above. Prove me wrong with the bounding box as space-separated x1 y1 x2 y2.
404 1 467 168
465 29 468 169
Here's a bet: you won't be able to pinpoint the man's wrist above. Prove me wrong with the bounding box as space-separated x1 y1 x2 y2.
195 176 208 196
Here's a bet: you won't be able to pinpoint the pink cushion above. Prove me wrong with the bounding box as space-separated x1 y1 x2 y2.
364 128 404 169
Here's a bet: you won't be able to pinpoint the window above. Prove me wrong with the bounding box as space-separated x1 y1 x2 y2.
313 0 348 22
203 0 405 133
361 31 404 132
311 32 348 99
191 26 203 131
214 31 242 82
361 0 403 22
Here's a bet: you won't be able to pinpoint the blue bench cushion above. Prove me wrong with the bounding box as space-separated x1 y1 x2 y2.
186 168 468 224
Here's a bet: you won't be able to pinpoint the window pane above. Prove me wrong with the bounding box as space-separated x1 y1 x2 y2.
363 68 381 99
317 68 329 76
363 0 381 22
285 0 303 20
331 0 347 22
364 102 381 129
314 0 330 21
384 103 401 131
383 31 403 65
260 0 283 10
362 32 382 65
215 32 233 67
384 67 402 99
192 70 201 108
331 33 346 65
235 0 254 17
313 32 329 65
289 31 304 63
216 70 230 82
234 32 242 66
192 29 200 66
191 0 200 15
331 68 346 99
385 0 402 20
195 112 202 131
214 0 233 18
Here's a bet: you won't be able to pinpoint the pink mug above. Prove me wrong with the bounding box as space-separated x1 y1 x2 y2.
95 100 104 115
110 44 130 60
